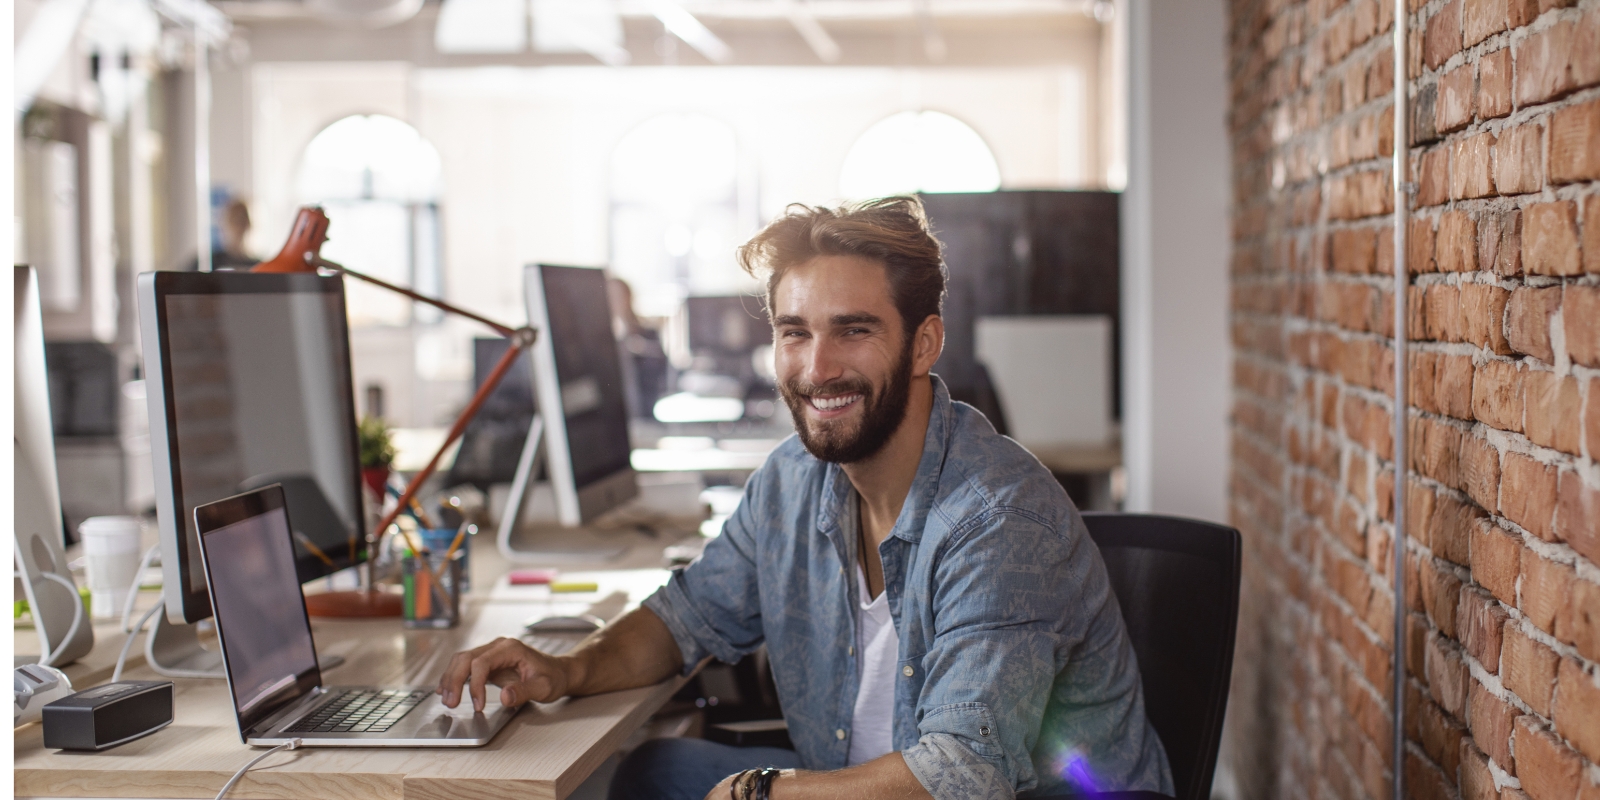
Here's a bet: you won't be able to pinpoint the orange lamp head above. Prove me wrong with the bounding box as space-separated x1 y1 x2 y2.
252 206 330 273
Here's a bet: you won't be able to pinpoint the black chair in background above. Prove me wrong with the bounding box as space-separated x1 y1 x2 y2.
1035 513 1241 800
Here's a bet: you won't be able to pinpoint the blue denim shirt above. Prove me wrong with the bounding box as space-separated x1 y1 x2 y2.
643 377 1173 798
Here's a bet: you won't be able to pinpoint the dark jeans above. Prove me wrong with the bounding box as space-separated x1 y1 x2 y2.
608 738 803 800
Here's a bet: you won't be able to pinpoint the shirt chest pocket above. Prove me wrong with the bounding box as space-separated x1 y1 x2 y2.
917 701 1004 760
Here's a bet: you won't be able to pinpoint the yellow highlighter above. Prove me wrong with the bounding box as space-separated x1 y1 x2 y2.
550 581 599 593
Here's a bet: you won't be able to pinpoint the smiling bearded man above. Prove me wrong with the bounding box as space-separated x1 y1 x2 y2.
434 197 1172 800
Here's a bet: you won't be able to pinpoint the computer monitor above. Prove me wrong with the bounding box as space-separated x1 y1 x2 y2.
685 295 771 356
137 271 367 625
14 265 95 665
522 264 638 526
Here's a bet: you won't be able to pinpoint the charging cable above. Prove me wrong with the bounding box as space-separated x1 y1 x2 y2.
110 546 165 683
15 571 85 668
120 545 161 633
215 738 302 799
112 600 165 683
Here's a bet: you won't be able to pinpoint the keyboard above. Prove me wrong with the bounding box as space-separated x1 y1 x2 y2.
285 689 430 734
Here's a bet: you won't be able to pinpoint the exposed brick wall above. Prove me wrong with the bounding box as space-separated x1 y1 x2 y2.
1225 0 1600 796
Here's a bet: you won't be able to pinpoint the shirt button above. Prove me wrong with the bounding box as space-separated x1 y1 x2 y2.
979 726 991 737
848 646 855 656
902 665 914 677
836 729 846 740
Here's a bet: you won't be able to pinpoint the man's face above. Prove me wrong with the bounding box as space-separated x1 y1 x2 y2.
771 255 915 464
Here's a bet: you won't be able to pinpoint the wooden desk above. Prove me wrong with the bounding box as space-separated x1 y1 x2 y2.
15 535 692 800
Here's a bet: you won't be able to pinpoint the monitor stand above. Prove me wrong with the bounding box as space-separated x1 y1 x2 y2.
496 414 553 562
142 601 344 679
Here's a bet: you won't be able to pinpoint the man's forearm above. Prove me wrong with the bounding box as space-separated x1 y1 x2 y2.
559 606 684 696
768 754 932 800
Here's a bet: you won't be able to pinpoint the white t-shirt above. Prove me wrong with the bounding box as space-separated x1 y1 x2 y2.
847 563 899 766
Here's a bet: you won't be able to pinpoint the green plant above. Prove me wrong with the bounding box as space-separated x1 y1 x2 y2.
359 416 397 468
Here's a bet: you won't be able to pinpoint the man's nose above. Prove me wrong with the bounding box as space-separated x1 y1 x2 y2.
803 337 845 387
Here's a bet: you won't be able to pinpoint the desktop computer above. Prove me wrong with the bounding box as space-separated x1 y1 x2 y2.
136 270 368 672
14 266 95 667
496 265 640 557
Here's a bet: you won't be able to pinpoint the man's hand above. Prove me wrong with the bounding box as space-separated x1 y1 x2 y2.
436 637 571 712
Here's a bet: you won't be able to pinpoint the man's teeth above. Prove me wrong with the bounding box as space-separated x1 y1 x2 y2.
811 394 861 411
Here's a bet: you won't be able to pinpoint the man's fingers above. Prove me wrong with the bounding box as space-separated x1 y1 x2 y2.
436 641 498 707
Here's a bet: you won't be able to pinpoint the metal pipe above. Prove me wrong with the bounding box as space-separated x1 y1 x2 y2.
1390 0 1410 796
193 27 211 273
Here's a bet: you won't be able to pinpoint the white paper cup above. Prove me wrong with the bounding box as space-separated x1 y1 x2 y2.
79 516 144 618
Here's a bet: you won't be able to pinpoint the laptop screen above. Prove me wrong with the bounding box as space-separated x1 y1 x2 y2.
196 486 322 733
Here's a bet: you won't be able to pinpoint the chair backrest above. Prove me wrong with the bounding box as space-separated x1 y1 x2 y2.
1080 512 1241 800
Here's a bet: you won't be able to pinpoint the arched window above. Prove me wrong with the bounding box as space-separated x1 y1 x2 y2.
609 113 751 318
297 114 443 327
838 110 1002 200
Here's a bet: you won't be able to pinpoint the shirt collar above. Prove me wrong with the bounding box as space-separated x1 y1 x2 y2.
816 374 954 545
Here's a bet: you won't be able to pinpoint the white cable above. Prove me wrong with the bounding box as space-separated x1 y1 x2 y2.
18 571 86 668
215 739 301 800
122 545 161 633
113 600 165 683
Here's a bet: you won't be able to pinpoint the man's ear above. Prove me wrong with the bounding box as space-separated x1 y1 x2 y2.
911 315 944 376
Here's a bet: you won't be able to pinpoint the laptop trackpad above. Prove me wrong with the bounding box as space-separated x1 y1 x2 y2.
407 696 515 740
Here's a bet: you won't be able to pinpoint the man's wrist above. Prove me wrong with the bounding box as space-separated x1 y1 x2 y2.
553 653 585 696
766 768 798 799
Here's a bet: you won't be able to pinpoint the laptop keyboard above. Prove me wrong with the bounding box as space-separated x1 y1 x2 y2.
286 689 431 734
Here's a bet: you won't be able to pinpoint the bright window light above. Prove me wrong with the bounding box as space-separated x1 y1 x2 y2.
297 114 441 203
435 0 527 53
838 110 1002 199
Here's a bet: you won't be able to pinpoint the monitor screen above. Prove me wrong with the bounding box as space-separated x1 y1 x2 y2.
140 271 365 622
686 295 771 355
522 264 637 527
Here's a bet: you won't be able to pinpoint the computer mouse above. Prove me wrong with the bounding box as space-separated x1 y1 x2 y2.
522 614 604 634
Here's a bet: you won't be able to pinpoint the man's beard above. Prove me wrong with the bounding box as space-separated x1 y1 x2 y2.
779 340 915 464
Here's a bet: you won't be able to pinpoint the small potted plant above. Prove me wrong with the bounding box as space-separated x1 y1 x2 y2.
358 415 397 501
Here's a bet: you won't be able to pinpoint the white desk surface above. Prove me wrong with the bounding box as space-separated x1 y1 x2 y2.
15 525 698 800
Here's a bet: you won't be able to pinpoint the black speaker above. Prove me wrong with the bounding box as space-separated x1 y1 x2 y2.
42 681 174 751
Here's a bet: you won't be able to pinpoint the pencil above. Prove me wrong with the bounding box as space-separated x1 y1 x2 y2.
429 524 470 587
294 531 337 568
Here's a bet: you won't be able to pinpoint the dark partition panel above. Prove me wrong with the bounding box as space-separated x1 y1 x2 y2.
919 190 1121 427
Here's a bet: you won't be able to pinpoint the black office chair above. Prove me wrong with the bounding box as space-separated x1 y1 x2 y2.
1034 513 1242 800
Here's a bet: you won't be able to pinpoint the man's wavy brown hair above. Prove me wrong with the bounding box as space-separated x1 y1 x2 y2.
736 196 947 336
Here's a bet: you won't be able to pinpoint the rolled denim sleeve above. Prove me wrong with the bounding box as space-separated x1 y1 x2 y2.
641 468 768 673
902 509 1133 799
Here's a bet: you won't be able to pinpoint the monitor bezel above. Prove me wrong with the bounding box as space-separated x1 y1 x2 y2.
522 264 639 527
194 484 324 739
138 270 367 625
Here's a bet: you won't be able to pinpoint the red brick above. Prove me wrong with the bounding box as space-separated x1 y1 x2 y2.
1556 471 1600 562
1514 716 1584 800
1428 630 1471 715
1564 287 1600 368
1452 132 1498 199
1524 371 1582 455
1588 378 1600 464
1521 550 1575 636
1462 283 1513 354
1461 738 1499 800
1413 216 1440 273
1460 587 1509 671
1438 63 1477 133
1505 286 1562 363
1329 227 1378 274
1523 201 1582 276
1463 0 1508 46
1481 209 1523 276
1565 579 1600 664
1436 353 1476 420
1407 748 1456 800
1433 492 1484 564
1585 200 1600 274
1470 679 1519 772
1462 434 1503 511
1554 658 1600 764
1479 47 1513 120
1493 122 1544 195
1550 99 1600 184
1516 18 1588 106
1422 557 1464 637
1472 520 1521 605
1438 211 1479 272
1501 453 1559 539
1412 415 1464 487
1504 623 1561 716
1426 0 1464 70
1418 692 1467 776
1507 0 1540 27
1419 147 1451 207
1473 360 1525 433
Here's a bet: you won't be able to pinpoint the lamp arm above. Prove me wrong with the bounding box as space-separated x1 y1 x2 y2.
371 332 535 555
311 255 521 338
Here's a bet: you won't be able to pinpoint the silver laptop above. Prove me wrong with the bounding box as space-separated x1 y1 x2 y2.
195 485 520 747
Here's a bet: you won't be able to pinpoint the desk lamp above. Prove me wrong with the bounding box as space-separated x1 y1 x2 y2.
254 206 536 617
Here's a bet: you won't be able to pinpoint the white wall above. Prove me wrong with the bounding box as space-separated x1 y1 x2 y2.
1120 0 1231 522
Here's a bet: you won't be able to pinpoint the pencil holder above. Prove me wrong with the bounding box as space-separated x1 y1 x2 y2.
419 525 473 591
402 551 462 629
